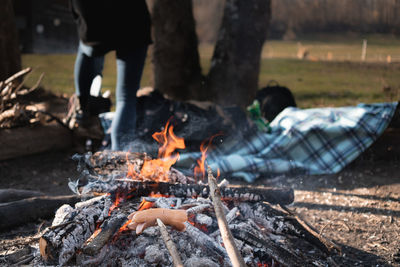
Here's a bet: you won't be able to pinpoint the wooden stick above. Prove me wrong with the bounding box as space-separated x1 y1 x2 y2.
207 167 246 267
4 67 32 85
157 218 184 267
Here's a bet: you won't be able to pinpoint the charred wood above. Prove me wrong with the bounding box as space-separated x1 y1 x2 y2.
84 180 294 205
184 222 228 260
230 226 305 266
280 205 341 254
0 195 80 231
240 202 335 255
81 214 128 256
39 196 111 265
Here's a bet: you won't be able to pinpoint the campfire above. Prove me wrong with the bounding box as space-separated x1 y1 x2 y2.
37 120 338 266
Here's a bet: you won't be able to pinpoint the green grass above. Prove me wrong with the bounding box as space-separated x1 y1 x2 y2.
22 34 400 109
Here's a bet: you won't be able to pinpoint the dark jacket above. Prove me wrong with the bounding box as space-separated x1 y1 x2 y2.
70 0 151 53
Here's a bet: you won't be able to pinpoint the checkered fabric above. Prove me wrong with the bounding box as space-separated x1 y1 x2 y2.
176 102 398 182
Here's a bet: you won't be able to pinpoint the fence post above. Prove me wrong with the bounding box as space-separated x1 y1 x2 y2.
361 39 367 61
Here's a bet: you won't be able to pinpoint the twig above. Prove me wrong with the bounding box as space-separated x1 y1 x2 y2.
156 218 184 267
4 67 32 85
207 167 246 267
23 72 44 95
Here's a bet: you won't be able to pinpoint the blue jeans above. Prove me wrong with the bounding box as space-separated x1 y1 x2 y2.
74 42 148 150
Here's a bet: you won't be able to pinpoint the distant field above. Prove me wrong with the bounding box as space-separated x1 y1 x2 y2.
22 34 400 108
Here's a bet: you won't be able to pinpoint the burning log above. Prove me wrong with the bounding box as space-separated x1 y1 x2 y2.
81 214 128 256
0 195 80 231
207 167 246 267
84 180 294 205
0 188 44 203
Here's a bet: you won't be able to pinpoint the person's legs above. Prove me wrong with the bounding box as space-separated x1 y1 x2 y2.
74 41 105 113
111 45 148 150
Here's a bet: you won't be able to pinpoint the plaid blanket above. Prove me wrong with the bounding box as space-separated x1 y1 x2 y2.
176 102 398 182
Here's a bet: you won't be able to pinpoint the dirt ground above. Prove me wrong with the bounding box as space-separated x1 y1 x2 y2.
0 119 400 266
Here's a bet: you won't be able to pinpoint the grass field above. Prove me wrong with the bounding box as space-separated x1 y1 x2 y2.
22 34 400 108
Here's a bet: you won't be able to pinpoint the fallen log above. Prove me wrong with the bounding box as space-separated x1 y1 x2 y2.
0 195 80 230
0 188 44 203
0 122 72 161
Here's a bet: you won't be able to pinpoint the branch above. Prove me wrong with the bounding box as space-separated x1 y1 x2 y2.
157 218 184 267
207 167 246 267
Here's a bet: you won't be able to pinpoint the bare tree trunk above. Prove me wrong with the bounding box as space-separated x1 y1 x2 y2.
0 0 21 81
207 0 271 108
152 0 205 101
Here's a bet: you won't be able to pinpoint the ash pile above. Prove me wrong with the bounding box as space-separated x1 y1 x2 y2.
34 150 341 267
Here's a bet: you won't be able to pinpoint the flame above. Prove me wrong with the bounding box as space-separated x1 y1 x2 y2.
194 134 221 182
119 218 132 232
138 192 169 211
139 120 185 182
108 191 123 216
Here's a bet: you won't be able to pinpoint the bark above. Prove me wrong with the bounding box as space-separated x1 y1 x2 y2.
0 0 21 81
207 0 271 108
0 195 81 231
152 0 204 101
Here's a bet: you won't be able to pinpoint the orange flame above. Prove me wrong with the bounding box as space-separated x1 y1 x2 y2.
140 120 185 182
108 191 123 216
194 134 221 182
138 192 169 211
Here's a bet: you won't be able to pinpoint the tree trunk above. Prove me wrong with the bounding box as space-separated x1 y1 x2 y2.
207 0 271 108
151 0 271 108
152 0 205 101
0 0 21 81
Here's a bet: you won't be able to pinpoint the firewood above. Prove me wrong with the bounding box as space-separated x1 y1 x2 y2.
85 180 294 205
40 195 111 265
208 167 246 267
81 214 128 256
230 226 306 266
157 218 184 267
184 222 228 260
0 195 80 230
0 188 44 203
3 67 32 85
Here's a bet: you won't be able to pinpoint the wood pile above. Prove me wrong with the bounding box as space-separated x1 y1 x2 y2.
0 68 72 160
